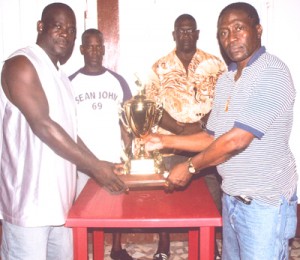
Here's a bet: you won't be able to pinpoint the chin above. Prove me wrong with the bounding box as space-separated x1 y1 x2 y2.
59 52 72 65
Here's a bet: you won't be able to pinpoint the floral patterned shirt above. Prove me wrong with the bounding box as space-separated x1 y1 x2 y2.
146 48 226 135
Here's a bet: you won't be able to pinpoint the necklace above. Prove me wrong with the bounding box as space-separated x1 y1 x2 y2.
224 96 230 112
225 72 240 112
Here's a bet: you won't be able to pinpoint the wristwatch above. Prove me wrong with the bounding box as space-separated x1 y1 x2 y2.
187 157 196 174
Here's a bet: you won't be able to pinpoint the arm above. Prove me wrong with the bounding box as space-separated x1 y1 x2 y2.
144 130 214 152
167 127 255 187
191 127 254 170
1 56 127 193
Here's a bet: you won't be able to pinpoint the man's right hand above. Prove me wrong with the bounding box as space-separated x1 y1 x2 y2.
143 134 164 152
92 160 128 194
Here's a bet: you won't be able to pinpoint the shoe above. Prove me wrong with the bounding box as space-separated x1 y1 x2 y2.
153 253 169 260
215 238 221 260
110 249 133 260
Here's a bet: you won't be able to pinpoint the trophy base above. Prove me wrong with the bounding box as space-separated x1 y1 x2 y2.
130 158 156 175
120 157 168 189
119 172 169 189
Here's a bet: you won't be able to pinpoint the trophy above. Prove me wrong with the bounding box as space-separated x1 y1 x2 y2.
119 77 168 188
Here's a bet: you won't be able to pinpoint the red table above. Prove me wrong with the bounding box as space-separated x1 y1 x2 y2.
65 176 222 260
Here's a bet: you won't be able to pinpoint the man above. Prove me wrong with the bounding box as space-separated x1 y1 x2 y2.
0 3 127 259
69 28 132 260
145 3 297 260
145 14 226 259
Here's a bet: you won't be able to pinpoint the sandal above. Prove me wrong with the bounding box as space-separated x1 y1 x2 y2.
153 253 169 260
110 249 133 260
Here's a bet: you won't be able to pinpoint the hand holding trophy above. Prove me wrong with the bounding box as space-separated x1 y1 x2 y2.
119 75 168 188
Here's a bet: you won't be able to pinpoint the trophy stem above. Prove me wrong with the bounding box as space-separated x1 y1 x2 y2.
137 139 147 159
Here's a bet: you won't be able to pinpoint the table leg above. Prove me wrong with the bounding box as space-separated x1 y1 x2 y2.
73 227 88 260
188 228 199 260
93 229 104 260
200 227 215 260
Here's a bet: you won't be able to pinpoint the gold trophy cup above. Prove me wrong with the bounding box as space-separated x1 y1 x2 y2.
119 83 168 188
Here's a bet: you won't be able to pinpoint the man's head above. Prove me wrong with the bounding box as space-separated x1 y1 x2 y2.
36 3 77 65
172 14 199 54
217 2 262 67
80 29 105 73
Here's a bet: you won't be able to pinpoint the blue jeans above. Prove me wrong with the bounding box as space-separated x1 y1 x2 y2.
222 193 297 260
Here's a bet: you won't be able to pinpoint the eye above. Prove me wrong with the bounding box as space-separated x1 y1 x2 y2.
176 28 196 35
68 27 76 34
84 46 92 51
218 30 228 38
235 25 244 32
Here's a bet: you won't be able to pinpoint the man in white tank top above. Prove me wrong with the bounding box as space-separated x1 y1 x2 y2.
0 3 127 260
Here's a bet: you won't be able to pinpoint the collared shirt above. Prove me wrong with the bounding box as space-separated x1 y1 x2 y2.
146 48 226 135
207 46 297 206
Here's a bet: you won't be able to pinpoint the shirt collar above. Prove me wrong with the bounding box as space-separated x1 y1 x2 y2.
228 46 266 72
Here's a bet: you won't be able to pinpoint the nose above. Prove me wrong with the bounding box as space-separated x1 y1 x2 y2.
59 28 68 38
228 30 238 42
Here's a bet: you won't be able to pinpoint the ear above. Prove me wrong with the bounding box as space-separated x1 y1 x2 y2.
172 31 176 41
80 45 84 55
37 21 44 34
256 24 263 39
195 29 200 41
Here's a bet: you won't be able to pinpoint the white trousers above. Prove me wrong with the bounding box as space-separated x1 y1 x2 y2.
1 221 73 260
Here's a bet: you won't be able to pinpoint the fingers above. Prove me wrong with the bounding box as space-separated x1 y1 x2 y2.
107 185 129 195
142 134 163 151
105 179 129 195
164 179 176 192
96 171 129 195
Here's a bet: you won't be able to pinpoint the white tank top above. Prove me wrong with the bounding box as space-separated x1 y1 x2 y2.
0 45 77 227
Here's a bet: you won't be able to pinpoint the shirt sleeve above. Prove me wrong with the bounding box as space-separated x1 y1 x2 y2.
235 66 295 138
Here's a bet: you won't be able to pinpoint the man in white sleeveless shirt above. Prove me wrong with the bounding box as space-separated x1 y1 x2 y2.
0 3 127 260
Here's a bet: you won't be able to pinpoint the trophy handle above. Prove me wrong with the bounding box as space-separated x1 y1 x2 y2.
118 104 132 134
151 103 163 133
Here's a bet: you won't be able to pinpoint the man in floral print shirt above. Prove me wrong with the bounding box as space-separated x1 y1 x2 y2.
145 13 226 260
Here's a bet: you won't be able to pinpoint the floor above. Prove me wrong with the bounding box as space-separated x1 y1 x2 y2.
90 236 300 260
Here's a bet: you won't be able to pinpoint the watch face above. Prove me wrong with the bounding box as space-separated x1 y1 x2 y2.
188 165 196 174
188 158 196 174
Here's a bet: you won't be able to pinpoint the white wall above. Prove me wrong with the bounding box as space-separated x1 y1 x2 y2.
0 0 96 75
1 0 300 197
118 0 262 86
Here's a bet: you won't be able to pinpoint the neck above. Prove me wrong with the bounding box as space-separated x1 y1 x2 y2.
176 50 196 72
82 66 106 75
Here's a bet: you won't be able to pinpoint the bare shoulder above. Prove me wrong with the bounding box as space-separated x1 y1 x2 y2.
2 55 36 83
2 55 43 101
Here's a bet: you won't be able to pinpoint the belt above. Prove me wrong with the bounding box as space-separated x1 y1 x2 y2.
234 195 252 205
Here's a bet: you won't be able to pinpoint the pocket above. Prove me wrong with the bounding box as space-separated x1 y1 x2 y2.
284 194 298 240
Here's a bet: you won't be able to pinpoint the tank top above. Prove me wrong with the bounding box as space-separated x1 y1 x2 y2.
0 44 77 226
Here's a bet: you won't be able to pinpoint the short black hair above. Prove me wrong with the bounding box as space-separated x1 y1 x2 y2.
174 14 197 29
81 29 103 44
41 3 75 24
218 2 260 26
